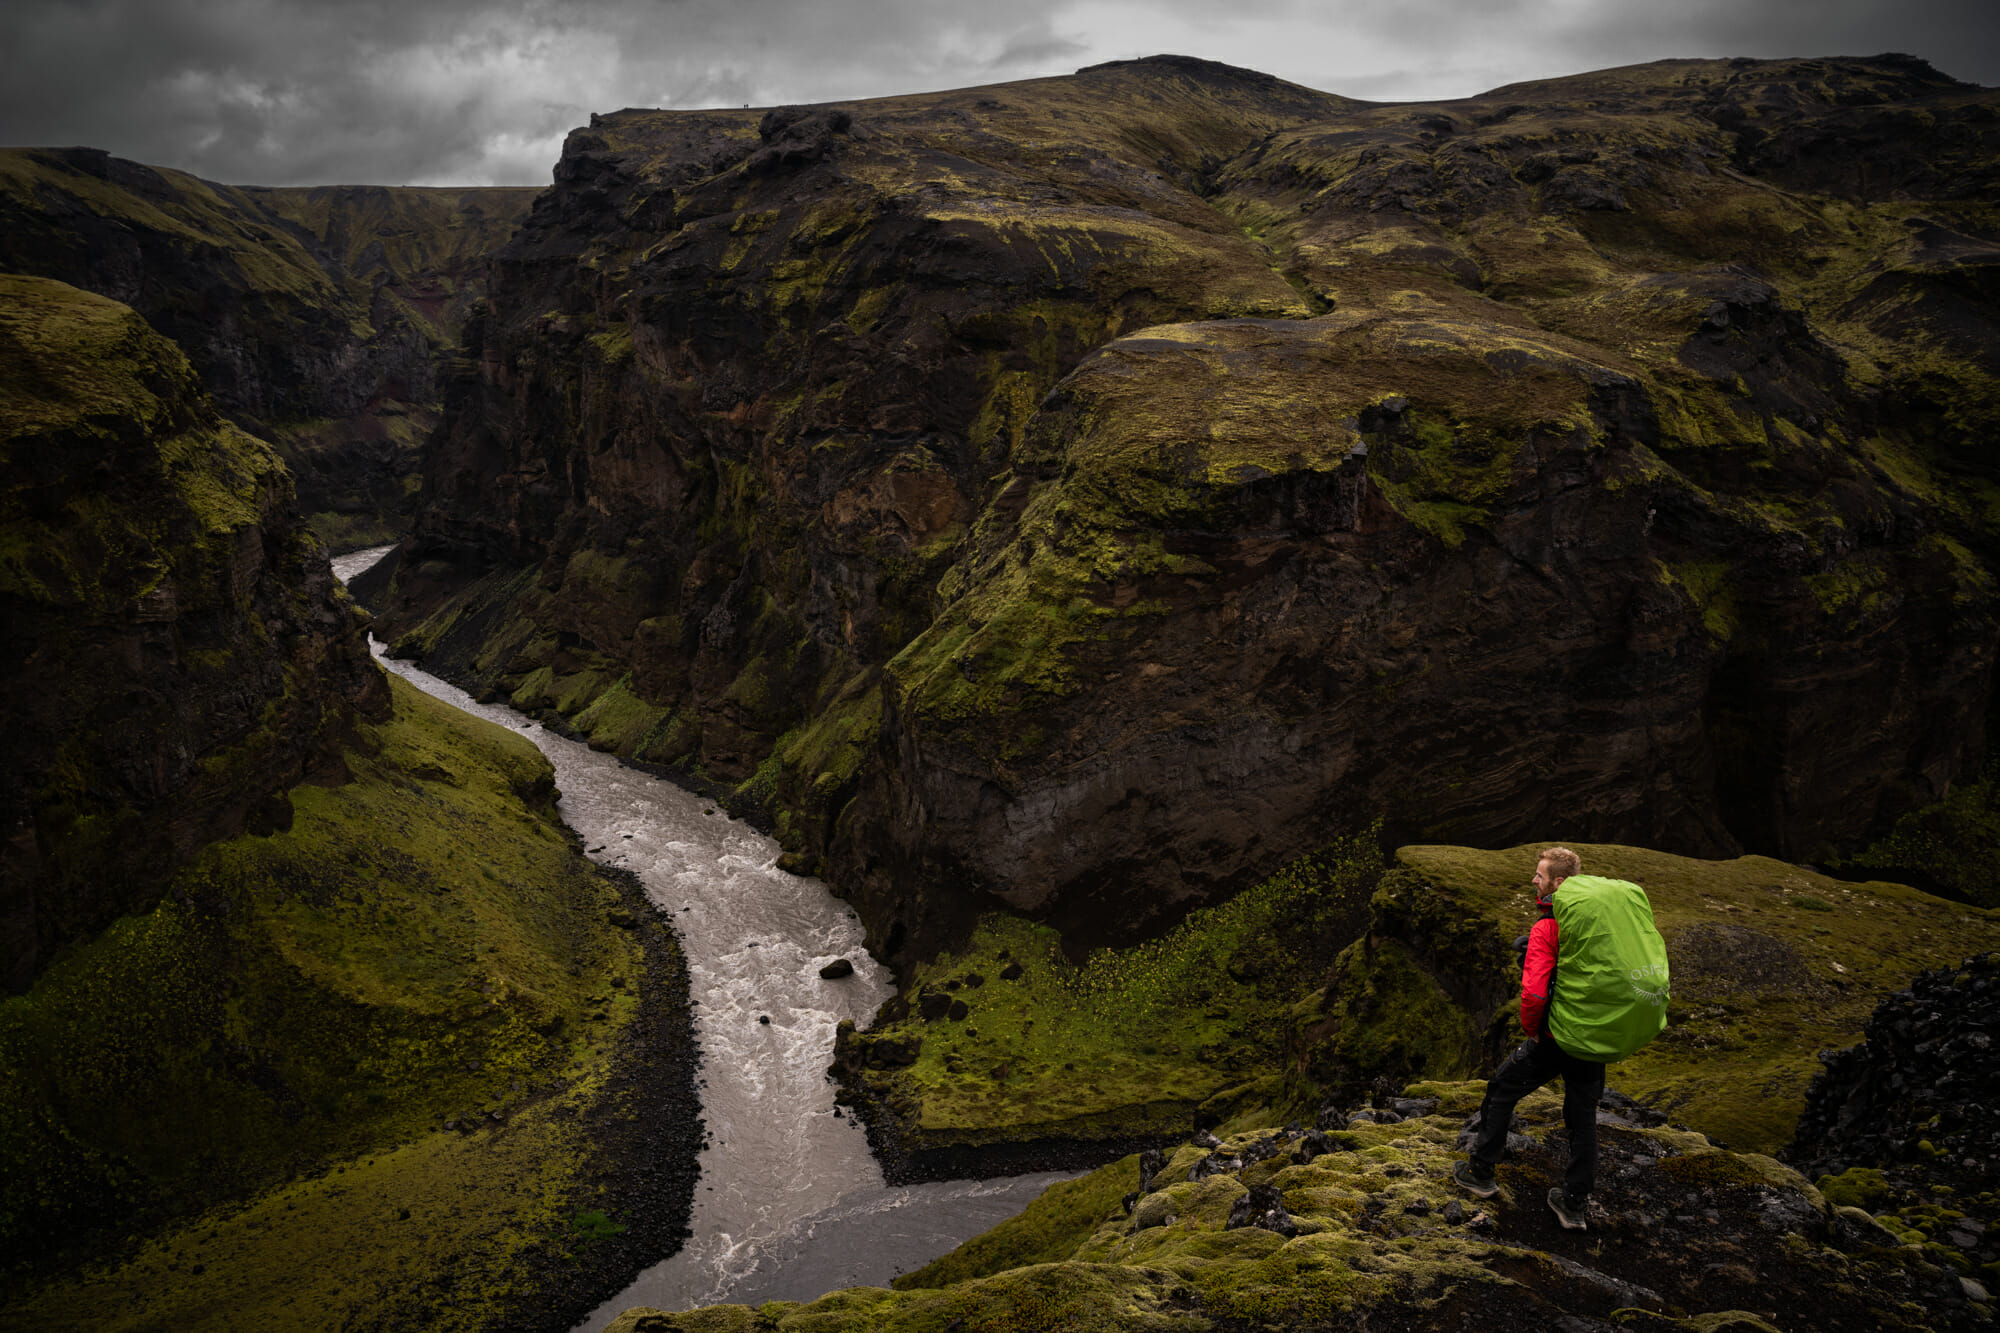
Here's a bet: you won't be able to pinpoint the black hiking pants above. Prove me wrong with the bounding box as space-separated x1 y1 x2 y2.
1470 1035 1606 1201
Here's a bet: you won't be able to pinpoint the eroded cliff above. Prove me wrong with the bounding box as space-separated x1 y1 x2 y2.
361 54 2000 966
0 276 699 1330
0 149 537 547
1 273 387 990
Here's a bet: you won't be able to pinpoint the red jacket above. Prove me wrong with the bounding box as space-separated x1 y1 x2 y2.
1520 915 1559 1037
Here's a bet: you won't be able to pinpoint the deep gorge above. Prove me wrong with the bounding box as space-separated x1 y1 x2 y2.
5 49 2000 1333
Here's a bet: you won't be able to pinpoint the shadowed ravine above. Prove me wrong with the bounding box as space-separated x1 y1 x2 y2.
331 548 1074 1325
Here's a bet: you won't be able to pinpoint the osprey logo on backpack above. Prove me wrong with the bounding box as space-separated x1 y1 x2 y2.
1547 876 1671 1062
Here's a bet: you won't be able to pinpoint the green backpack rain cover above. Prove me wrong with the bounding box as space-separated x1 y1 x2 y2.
1547 875 1671 1062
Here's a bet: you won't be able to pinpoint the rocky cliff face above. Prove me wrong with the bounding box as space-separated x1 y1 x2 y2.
0 277 699 1330
0 273 387 991
364 54 2000 966
0 149 537 547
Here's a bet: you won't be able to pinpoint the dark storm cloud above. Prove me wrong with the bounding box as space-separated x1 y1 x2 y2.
0 0 1085 183
1 0 1993 186
0 0 581 182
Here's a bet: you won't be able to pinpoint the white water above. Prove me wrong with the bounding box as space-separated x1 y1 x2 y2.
331 548 1076 1324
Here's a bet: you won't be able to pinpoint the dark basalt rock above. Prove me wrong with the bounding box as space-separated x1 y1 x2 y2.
1226 1182 1298 1236
0 275 390 993
362 53 2000 971
819 957 855 979
1789 951 2000 1190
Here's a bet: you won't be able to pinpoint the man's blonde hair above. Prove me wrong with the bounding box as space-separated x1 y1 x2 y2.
1540 847 1581 880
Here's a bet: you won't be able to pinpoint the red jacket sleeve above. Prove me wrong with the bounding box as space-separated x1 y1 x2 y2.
1520 916 1559 1037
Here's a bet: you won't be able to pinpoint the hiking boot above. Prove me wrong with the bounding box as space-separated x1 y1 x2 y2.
1452 1160 1498 1198
1547 1187 1588 1230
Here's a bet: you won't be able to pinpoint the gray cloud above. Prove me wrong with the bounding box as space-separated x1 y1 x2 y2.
0 0 1991 185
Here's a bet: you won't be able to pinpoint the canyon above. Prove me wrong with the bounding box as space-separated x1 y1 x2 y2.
0 147 536 548
4 48 1999 1333
357 53 2000 974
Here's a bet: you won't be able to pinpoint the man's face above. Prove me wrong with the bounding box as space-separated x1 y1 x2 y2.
1532 859 1560 900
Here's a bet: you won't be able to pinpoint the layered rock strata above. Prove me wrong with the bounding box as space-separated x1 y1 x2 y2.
366 54 2000 966
0 148 537 545
0 273 387 991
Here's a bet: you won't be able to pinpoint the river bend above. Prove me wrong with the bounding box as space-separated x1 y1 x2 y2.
331 548 1071 1326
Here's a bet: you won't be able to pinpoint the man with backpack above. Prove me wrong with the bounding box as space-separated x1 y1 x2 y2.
1453 847 1670 1231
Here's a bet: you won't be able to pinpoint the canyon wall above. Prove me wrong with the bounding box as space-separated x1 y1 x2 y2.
0 148 537 546
362 54 2000 963
0 278 695 1326
1 273 390 990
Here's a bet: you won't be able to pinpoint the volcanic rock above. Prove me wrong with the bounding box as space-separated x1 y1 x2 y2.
0 275 388 992
1789 951 2000 1190
362 53 2000 972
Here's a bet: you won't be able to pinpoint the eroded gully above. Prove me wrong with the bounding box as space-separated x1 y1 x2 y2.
330 549 1072 1328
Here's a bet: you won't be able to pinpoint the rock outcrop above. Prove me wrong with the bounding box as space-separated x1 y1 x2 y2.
0 149 537 546
0 273 387 991
609 1078 1992 1331
1791 952 2000 1191
362 54 2000 968
827 836 2000 1181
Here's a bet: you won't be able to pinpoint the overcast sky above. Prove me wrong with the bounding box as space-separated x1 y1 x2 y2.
2 0 1994 187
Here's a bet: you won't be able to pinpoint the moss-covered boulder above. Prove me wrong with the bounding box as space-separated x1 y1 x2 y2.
362 54 2000 972
0 149 536 547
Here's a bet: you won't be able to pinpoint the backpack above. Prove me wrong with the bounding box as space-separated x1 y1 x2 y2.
1546 875 1670 1062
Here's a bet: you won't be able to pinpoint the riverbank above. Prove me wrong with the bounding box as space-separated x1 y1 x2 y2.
0 680 703 1333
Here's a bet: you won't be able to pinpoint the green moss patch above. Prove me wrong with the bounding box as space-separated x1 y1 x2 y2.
840 835 1382 1154
895 1154 1142 1290
0 675 691 1327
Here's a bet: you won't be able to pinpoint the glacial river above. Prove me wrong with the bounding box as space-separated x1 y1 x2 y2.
331 548 1073 1327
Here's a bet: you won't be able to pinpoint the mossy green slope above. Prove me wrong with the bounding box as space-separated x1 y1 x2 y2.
832 837 1379 1173
0 672 690 1330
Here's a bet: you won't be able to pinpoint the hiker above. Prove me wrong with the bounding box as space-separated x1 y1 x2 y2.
1452 846 1669 1231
